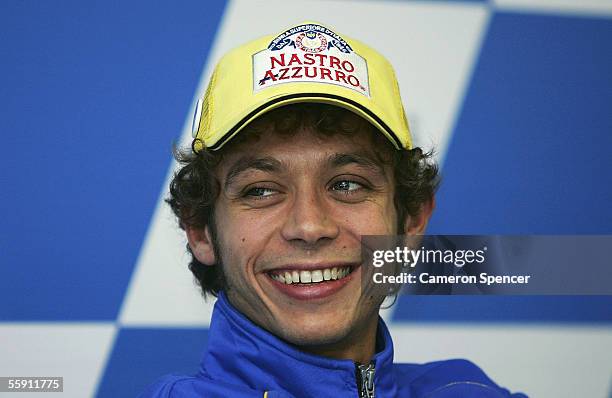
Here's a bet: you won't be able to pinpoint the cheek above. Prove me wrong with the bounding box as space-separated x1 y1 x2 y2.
336 200 398 236
215 207 278 267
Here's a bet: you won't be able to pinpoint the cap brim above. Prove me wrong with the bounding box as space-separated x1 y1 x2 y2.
207 93 404 151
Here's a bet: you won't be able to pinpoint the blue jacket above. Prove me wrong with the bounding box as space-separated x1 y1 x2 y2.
140 292 527 397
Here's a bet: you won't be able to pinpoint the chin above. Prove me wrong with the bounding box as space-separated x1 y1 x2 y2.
273 313 355 347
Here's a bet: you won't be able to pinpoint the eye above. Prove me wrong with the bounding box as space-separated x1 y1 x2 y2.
244 187 277 198
331 180 363 193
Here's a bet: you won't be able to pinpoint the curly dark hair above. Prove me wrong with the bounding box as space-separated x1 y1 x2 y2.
167 103 439 298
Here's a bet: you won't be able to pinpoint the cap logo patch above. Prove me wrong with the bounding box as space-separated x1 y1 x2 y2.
253 23 370 97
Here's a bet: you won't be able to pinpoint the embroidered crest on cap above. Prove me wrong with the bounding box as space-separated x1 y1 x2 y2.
252 23 370 97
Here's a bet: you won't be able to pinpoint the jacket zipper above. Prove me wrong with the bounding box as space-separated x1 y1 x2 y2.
355 362 375 398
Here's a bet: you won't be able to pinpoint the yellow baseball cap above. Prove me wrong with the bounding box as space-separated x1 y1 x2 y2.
191 21 412 152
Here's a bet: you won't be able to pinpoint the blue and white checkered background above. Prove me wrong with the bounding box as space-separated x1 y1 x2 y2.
2 0 611 396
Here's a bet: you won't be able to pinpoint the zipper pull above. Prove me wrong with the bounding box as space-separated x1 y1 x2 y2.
356 362 375 398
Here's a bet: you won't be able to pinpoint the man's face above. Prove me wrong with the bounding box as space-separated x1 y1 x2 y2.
208 123 398 347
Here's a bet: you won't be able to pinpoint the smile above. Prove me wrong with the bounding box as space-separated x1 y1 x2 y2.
268 266 352 285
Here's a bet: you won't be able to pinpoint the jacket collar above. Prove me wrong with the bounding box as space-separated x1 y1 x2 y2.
200 292 398 396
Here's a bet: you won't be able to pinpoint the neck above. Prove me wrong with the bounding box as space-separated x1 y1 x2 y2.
203 294 398 397
297 317 379 364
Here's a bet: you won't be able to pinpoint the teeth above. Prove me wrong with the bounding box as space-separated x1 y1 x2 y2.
271 266 352 284
311 270 323 283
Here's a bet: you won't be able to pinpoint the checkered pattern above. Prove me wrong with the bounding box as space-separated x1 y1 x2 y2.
2 1 611 396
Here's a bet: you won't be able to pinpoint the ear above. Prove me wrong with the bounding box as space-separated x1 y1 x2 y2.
403 196 435 235
185 226 217 265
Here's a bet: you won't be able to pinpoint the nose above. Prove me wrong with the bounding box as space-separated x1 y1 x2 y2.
280 187 339 247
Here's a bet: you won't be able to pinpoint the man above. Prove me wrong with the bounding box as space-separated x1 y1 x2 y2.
141 22 526 397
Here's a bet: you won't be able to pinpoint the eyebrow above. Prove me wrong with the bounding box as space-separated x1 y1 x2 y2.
223 152 387 189
224 156 283 189
328 153 386 177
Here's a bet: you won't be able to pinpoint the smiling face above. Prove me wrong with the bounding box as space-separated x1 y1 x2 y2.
187 108 404 356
